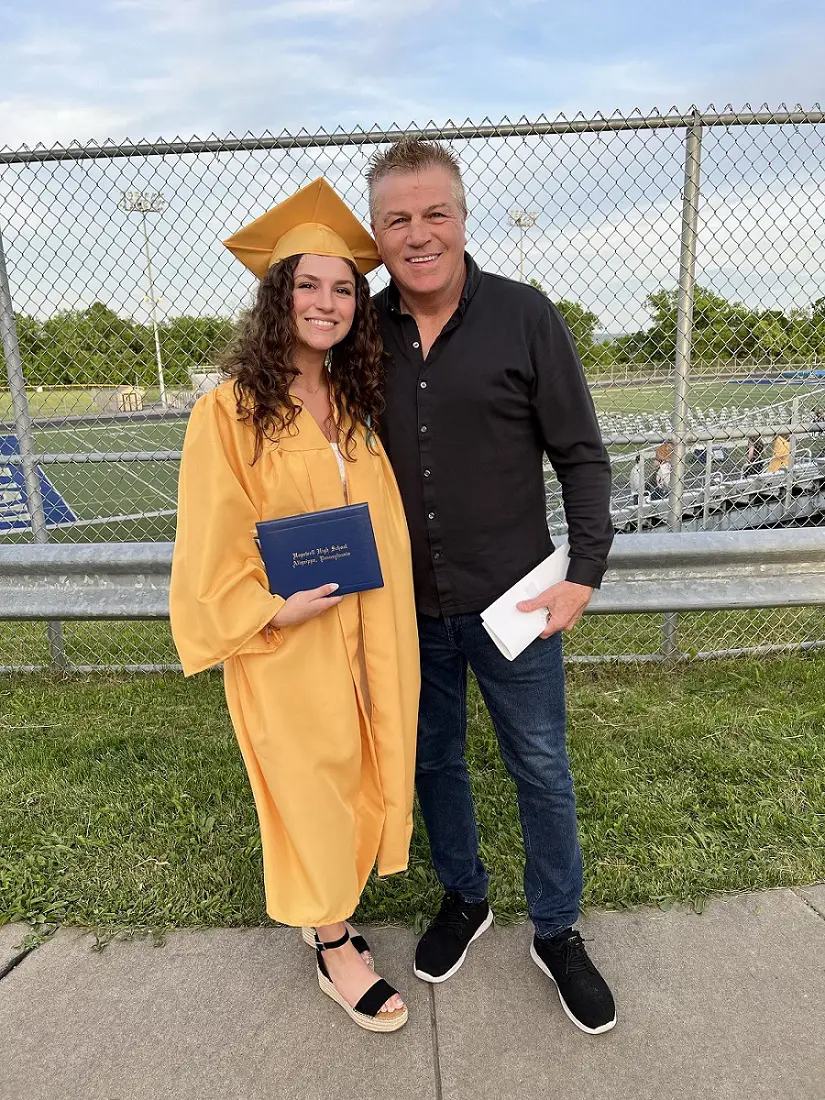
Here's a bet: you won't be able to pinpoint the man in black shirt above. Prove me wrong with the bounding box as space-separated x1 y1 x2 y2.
367 139 616 1034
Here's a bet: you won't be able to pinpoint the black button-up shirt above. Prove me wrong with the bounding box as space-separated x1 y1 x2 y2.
374 254 613 617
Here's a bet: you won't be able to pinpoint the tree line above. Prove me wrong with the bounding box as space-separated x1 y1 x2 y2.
3 289 825 389
3 303 235 388
553 287 825 372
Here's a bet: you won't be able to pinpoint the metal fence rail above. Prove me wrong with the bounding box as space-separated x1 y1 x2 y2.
0 541 170 620
3 529 825 670
593 529 825 612
3 527 825 618
2 105 825 667
4 110 825 165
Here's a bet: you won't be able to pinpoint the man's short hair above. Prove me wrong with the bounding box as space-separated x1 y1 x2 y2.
366 137 468 223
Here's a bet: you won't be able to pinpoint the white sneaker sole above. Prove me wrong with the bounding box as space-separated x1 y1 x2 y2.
414 909 494 984
530 943 617 1035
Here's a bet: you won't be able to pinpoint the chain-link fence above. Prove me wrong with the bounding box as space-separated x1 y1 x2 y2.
2 107 825 669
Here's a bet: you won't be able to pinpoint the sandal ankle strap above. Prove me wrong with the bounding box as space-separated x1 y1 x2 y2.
315 929 351 952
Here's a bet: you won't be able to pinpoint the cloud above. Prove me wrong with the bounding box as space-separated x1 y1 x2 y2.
105 0 218 33
5 0 824 148
2 0 824 334
4 0 455 146
0 97 138 149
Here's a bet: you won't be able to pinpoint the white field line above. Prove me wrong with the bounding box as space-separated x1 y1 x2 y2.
69 508 177 528
113 460 179 508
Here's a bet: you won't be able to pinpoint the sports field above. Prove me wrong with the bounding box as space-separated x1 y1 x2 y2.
1 377 822 545
590 377 824 416
3 377 824 668
2 416 185 543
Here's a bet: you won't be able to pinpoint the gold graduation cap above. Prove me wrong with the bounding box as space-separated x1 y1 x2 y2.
223 178 382 279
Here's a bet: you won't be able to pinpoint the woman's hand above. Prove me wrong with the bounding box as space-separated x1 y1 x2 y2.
269 583 344 629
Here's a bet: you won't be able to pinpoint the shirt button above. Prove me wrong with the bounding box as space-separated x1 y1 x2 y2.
433 552 442 561
420 381 427 389
420 425 428 433
413 341 420 349
428 512 436 520
423 469 431 477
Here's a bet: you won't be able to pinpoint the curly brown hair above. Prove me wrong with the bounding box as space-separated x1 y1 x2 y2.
220 254 385 462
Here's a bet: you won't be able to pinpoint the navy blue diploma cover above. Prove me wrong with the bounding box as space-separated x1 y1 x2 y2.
255 502 384 599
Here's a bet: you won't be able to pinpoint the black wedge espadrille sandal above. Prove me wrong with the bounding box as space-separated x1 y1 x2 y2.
315 928 408 1033
301 923 374 969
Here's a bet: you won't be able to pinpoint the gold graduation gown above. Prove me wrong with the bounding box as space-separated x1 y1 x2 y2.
169 381 419 927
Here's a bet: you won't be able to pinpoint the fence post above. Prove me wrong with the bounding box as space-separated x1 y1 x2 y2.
637 453 646 532
784 394 800 513
0 221 67 668
702 441 713 529
663 110 703 658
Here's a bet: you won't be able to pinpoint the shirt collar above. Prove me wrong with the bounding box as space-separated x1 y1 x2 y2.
386 252 482 320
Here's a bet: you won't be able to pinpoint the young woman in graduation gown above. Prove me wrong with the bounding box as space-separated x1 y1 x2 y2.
170 180 419 1033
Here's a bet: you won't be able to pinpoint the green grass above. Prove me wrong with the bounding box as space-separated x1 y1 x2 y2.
4 377 814 423
0 387 172 422
590 379 815 417
4 606 824 671
2 655 823 933
1 418 183 544
0 621 180 669
35 421 183 537
0 388 100 421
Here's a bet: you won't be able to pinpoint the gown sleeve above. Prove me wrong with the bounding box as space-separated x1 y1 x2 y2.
169 389 286 676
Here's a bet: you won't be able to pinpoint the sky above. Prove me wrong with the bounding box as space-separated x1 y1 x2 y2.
1 0 824 146
0 0 824 333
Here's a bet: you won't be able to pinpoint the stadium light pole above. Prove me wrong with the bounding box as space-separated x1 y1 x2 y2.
119 190 168 407
508 209 539 282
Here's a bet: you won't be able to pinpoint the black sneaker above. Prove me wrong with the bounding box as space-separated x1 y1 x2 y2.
530 929 617 1034
414 892 494 983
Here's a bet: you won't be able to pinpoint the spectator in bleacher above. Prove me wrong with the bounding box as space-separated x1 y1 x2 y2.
652 441 672 498
744 435 765 477
629 454 643 502
767 433 791 473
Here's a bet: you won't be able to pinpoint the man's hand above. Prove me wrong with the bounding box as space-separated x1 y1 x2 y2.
269 583 344 629
516 580 594 638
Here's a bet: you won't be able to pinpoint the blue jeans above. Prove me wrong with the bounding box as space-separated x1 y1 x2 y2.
415 613 582 939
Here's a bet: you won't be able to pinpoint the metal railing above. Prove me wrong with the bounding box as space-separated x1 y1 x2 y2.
4 528 824 618
2 105 825 668
3 110 824 164
2 529 825 670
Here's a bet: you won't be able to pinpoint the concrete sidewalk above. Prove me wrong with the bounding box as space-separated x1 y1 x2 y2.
1 887 824 1100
